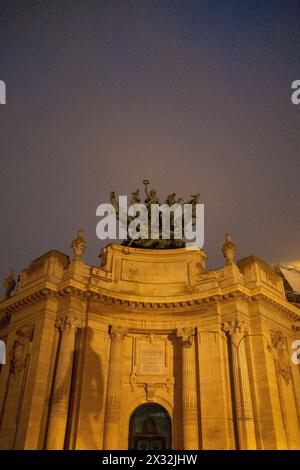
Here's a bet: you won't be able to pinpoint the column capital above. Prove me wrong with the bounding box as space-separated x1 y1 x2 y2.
110 325 128 339
177 327 195 348
55 313 83 331
221 319 248 339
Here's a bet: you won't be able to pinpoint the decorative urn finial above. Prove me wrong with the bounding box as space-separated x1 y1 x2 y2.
3 269 16 299
71 229 87 261
222 233 237 265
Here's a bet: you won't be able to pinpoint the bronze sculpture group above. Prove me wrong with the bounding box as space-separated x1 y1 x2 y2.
110 180 200 249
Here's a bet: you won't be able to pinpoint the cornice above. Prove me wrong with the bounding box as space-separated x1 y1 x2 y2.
292 323 300 332
0 285 299 322
249 293 300 321
0 312 11 328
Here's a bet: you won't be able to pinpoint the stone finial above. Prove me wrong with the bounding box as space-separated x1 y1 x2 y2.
71 229 87 261
222 233 237 265
198 249 207 270
3 269 16 299
99 246 108 267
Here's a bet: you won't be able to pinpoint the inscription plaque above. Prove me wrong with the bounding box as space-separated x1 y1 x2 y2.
139 340 165 375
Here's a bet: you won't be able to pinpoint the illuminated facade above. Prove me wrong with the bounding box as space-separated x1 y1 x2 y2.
0 235 299 450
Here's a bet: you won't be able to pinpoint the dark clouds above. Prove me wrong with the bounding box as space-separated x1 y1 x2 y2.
0 0 300 284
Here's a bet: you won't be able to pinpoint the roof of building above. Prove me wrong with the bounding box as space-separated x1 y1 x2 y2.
277 263 300 308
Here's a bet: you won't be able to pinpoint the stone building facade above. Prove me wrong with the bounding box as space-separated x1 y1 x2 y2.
0 236 299 450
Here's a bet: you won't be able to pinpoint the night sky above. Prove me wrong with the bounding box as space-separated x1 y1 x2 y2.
1 0 300 285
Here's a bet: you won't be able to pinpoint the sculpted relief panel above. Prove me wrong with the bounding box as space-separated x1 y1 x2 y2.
271 331 291 384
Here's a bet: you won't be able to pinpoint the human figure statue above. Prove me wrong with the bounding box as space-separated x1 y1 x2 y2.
222 233 237 264
99 246 108 267
130 189 141 205
16 273 24 292
110 191 119 217
71 229 87 261
143 179 159 206
3 269 16 299
109 180 200 249
165 193 177 206
187 193 201 218
272 331 291 384
188 193 201 204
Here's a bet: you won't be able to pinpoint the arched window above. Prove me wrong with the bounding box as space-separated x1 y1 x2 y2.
128 403 171 450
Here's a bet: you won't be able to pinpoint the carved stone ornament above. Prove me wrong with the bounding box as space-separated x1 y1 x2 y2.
3 269 16 299
55 314 83 331
145 384 156 401
271 331 291 384
99 246 108 267
221 319 248 338
71 228 87 261
292 322 300 332
110 325 128 339
130 372 138 392
222 233 237 264
10 326 34 375
177 327 195 348
130 376 174 399
197 250 207 270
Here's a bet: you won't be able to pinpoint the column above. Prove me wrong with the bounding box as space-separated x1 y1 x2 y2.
46 313 82 449
177 327 199 450
222 319 256 449
103 325 127 450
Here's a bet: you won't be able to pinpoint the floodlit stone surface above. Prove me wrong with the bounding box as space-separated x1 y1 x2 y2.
0 244 299 449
